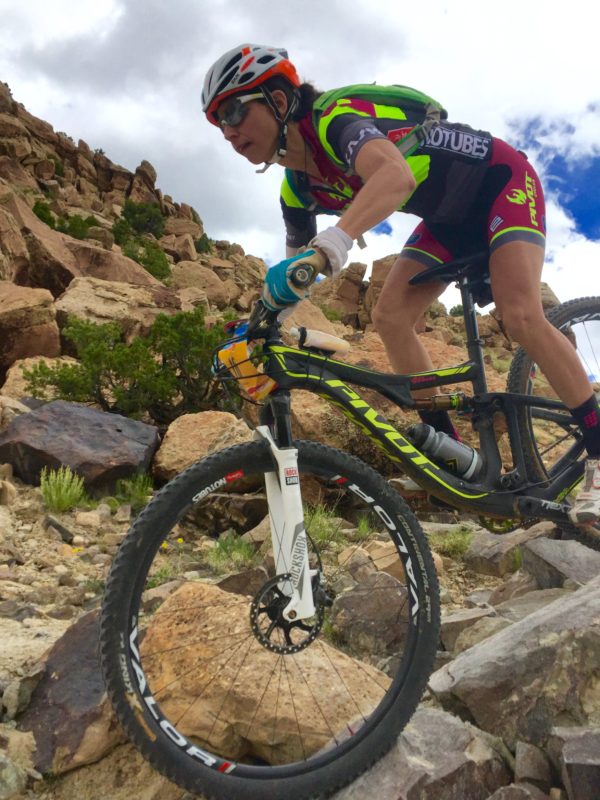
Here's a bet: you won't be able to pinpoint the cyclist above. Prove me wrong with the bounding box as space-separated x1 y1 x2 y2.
202 43 600 524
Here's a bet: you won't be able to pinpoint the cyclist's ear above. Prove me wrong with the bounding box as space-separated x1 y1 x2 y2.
270 89 289 116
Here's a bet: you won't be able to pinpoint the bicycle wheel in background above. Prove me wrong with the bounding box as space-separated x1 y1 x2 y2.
100 439 440 800
507 296 600 483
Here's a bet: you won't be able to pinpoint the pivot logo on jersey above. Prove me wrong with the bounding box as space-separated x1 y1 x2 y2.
489 215 504 232
525 171 539 227
425 125 490 158
506 189 527 205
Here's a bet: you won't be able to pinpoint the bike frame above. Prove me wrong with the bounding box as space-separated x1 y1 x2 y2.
258 274 585 526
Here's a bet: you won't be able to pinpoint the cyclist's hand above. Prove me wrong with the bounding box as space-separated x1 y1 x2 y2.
309 226 353 277
262 250 326 311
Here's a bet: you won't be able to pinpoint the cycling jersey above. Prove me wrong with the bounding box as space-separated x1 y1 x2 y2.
281 89 546 258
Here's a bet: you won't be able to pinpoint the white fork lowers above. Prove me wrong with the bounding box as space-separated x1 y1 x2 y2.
254 426 316 621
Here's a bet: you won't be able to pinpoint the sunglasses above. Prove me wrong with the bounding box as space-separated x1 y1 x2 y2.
217 93 263 128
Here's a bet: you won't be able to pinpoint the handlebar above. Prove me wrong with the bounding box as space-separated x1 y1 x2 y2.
246 261 320 339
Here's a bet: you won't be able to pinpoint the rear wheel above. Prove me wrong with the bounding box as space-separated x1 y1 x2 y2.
507 296 600 546
507 296 600 482
100 439 440 800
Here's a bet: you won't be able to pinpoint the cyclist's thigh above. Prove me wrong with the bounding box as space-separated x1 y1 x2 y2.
375 223 452 319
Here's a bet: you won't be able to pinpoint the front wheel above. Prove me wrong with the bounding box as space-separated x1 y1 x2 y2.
100 439 440 800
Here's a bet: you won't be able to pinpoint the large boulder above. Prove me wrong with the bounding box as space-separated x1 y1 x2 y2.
0 400 159 490
0 282 60 371
429 575 600 750
54 277 193 341
152 411 252 481
0 188 159 295
16 611 123 775
169 261 230 308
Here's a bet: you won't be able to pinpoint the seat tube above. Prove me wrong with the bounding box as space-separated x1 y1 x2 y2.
459 277 488 395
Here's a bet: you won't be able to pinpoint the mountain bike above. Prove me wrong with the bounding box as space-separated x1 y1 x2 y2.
100 250 600 800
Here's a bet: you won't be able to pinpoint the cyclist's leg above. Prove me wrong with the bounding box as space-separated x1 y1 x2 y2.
489 239 593 408
371 223 449 393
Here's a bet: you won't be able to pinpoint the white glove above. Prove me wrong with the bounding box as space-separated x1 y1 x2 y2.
310 226 353 278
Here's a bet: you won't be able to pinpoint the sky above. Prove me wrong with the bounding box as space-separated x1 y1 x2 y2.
0 0 599 311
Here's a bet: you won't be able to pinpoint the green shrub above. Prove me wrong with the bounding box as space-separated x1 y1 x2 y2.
449 305 464 317
122 199 165 238
56 213 98 240
33 200 55 228
321 306 344 323
49 156 64 177
122 237 170 280
426 526 473 559
40 465 87 512
112 217 134 245
207 532 256 573
194 233 213 254
115 473 154 514
23 308 230 423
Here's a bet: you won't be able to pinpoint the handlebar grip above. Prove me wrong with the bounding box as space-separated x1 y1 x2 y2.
289 264 316 288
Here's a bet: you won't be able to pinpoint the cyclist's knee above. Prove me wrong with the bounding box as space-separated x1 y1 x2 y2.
498 305 546 343
372 300 423 338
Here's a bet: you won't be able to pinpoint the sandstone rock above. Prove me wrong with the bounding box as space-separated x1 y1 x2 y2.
488 569 541 605
169 261 229 307
0 188 158 294
0 400 159 490
521 537 600 588
17 611 123 774
55 277 187 341
84 225 114 250
1 356 78 401
0 283 60 370
163 217 202 238
142 581 389 764
429 575 600 750
152 411 252 481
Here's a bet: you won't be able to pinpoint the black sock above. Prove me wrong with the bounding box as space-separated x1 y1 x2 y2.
569 394 600 458
418 410 460 441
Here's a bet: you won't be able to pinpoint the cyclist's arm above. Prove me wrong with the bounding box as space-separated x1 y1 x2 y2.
336 137 416 240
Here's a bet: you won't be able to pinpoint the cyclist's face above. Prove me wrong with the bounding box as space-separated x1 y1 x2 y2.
218 91 283 165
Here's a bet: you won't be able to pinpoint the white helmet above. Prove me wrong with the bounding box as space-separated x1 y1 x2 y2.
202 43 301 126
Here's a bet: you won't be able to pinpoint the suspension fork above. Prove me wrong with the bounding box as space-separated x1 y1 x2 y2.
254 392 315 621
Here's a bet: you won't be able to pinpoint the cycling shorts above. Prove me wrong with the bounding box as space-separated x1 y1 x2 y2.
400 138 546 267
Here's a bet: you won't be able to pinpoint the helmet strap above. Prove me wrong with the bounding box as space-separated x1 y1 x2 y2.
255 85 299 173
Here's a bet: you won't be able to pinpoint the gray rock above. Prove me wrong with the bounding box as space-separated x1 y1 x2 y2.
514 741 552 792
522 538 600 588
464 522 557 577
547 728 600 800
485 784 550 799
494 588 576 623
429 575 600 750
440 606 495 653
0 400 159 491
488 570 540 606
16 610 123 774
332 706 512 799
331 571 409 656
0 752 27 800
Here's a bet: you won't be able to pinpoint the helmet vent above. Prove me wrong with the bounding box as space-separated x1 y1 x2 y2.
257 54 276 64
215 67 239 96
223 53 243 73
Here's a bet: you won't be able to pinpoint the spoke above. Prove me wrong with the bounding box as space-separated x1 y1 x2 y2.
142 628 250 659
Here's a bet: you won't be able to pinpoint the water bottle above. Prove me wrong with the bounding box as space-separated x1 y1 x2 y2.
407 423 483 480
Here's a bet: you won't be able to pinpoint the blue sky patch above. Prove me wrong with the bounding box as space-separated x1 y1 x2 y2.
513 117 600 241
371 220 393 236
